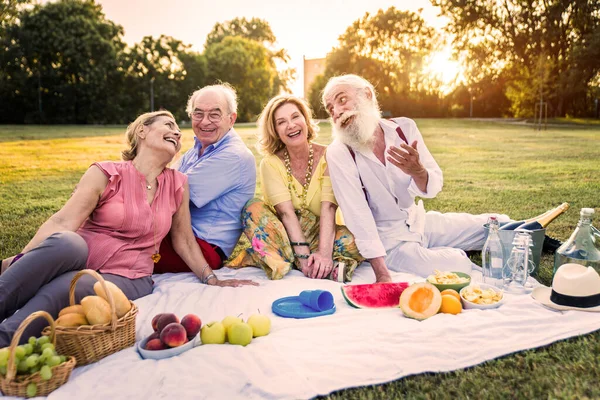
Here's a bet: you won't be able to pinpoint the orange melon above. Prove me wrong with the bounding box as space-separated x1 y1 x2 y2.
399 282 442 320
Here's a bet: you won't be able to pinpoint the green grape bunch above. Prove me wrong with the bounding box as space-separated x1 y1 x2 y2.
0 336 70 380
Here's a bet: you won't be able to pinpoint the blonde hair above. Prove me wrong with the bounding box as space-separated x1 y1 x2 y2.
122 110 175 161
256 95 319 155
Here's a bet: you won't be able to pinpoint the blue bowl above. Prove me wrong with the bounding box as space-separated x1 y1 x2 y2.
137 334 199 360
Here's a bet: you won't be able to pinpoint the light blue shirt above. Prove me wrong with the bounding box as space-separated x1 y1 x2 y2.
176 128 256 257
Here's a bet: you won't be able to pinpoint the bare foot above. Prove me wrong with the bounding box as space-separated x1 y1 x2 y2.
1 256 15 275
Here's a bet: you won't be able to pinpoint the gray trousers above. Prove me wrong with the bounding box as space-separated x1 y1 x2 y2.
0 231 153 347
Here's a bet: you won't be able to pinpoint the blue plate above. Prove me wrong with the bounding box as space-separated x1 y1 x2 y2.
272 296 336 319
137 334 199 360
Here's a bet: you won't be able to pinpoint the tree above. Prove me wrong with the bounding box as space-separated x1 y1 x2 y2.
0 0 128 123
204 36 281 121
308 7 442 117
178 51 208 114
203 17 293 120
307 74 330 119
205 16 290 67
123 35 203 121
0 0 33 30
205 17 277 48
433 0 600 117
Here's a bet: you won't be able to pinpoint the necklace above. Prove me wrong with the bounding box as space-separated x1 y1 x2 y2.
138 176 160 263
284 143 314 214
132 161 161 261
132 161 153 190
150 212 161 263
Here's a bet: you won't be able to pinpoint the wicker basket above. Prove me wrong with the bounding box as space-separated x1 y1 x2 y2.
0 311 76 397
43 269 138 366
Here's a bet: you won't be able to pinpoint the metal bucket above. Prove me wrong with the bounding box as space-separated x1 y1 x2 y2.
483 224 546 276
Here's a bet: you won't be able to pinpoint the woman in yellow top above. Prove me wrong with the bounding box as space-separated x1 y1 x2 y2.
227 95 363 281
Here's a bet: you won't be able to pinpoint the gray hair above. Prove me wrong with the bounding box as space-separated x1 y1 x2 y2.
186 83 238 116
322 74 378 108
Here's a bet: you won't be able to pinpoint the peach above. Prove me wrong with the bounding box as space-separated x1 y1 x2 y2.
151 313 166 331
147 331 160 341
160 323 187 348
156 313 179 333
181 314 202 339
145 338 166 351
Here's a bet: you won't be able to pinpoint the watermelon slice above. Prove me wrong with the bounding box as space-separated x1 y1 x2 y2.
341 282 410 308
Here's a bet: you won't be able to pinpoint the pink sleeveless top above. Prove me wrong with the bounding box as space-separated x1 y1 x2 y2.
77 161 187 279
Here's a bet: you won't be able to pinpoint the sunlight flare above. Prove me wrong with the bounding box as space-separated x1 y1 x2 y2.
424 46 463 94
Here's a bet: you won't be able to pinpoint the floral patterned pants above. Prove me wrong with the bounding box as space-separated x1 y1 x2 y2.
226 198 364 281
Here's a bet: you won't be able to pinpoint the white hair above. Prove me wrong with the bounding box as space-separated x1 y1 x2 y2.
331 90 381 152
322 74 378 109
186 83 238 116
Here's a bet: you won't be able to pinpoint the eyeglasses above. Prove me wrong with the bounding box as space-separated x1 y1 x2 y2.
191 111 224 123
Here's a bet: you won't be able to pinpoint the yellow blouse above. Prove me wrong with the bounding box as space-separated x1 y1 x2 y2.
260 152 336 217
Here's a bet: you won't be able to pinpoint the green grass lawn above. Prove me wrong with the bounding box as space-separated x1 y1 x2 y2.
1 119 599 398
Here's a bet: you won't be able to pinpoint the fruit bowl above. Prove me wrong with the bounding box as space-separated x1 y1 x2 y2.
426 271 471 292
459 283 505 310
137 334 198 360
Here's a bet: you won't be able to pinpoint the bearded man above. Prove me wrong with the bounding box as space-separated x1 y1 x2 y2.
323 74 509 282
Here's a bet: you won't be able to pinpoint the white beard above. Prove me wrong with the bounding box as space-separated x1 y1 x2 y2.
332 95 380 153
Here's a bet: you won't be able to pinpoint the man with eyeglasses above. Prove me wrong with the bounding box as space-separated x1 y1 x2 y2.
154 83 257 274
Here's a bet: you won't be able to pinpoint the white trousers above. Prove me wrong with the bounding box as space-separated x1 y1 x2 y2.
385 211 510 277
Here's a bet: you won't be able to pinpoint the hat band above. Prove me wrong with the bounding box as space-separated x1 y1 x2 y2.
550 289 600 308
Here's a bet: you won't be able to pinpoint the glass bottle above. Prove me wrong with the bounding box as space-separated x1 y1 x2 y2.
503 231 535 294
591 224 600 248
554 208 600 275
514 202 569 231
482 216 504 287
499 202 568 231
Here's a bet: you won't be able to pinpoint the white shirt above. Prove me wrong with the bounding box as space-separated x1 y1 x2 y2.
326 117 443 258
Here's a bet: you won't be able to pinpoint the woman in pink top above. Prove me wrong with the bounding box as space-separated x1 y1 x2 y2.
0 110 256 346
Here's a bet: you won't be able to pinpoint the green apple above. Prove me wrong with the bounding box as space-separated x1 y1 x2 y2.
247 314 271 337
227 322 253 346
221 315 242 342
200 321 226 345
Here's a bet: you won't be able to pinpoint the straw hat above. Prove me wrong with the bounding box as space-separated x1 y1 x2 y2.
532 263 600 312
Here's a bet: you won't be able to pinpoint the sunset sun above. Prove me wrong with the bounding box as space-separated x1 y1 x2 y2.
424 46 463 93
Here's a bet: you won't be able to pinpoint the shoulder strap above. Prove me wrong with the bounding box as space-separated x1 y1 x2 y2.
389 119 408 144
345 119 407 203
346 145 368 202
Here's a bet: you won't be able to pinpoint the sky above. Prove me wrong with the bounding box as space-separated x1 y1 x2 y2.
90 0 454 96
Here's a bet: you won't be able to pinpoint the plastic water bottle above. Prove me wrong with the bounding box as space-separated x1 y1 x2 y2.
482 216 504 287
503 231 535 294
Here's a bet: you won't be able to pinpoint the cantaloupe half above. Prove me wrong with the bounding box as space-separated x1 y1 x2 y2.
399 282 442 320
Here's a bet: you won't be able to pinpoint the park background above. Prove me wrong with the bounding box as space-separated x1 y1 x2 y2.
1 0 600 399
1 0 599 123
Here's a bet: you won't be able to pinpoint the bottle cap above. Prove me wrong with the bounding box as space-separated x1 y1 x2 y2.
512 231 534 247
581 208 595 217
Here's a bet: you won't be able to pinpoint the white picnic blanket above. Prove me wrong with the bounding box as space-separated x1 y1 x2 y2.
11 264 600 399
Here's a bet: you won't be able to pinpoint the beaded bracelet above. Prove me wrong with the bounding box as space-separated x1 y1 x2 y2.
290 241 310 247
294 253 310 259
203 273 217 284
